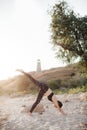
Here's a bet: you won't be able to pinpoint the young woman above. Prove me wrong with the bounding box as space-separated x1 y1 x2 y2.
16 69 66 116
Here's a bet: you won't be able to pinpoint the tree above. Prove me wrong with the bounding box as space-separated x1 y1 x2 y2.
49 1 87 66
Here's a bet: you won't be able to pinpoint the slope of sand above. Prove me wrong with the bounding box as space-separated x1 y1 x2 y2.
0 93 87 130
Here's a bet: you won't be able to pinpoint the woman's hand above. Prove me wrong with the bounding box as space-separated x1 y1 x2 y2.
16 69 24 72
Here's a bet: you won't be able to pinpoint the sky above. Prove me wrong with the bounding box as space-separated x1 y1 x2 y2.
0 0 87 80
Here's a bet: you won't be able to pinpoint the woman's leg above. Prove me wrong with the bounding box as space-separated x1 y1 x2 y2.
29 89 44 115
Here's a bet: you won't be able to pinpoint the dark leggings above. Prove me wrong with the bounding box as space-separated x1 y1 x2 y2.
18 70 49 113
30 89 45 113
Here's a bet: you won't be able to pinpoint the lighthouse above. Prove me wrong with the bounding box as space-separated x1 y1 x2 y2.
36 59 41 72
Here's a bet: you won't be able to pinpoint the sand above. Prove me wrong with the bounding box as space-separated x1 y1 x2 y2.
0 92 87 130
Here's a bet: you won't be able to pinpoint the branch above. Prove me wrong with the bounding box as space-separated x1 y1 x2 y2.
56 42 84 56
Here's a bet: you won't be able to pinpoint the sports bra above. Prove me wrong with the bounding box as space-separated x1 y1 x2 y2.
47 92 54 102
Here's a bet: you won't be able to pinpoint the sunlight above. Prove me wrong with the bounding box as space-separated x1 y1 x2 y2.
0 0 87 80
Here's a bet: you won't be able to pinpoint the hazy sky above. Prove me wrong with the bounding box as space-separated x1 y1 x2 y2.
0 0 87 79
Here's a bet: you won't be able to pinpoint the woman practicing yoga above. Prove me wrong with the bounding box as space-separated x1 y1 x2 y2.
16 69 66 116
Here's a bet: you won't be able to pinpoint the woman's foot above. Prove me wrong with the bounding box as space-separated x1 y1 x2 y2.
29 112 32 116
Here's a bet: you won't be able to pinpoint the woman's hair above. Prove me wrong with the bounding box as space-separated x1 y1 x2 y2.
57 100 63 108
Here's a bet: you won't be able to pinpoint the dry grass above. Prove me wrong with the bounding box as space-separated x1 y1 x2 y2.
0 63 86 95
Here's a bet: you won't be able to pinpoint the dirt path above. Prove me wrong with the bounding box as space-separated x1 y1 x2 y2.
0 93 87 130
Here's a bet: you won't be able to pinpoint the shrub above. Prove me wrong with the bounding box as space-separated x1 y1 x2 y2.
48 80 61 90
55 85 87 94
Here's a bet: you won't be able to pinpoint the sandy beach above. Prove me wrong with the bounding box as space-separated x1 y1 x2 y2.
0 93 87 130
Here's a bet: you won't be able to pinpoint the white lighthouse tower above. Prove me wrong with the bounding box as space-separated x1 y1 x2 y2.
36 59 41 72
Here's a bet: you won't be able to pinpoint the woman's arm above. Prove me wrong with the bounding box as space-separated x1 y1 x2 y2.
52 95 66 115
16 69 40 86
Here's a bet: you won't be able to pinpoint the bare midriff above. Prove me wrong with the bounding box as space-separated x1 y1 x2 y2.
44 88 52 97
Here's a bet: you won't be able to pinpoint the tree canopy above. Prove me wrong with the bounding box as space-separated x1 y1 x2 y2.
50 1 87 67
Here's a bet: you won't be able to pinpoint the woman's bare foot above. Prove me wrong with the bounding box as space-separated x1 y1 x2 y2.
29 112 32 116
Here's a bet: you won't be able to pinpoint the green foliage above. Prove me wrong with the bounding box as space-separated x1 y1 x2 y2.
66 78 87 88
48 77 87 91
48 79 61 90
68 85 87 94
54 85 87 94
49 1 87 67
79 61 87 74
